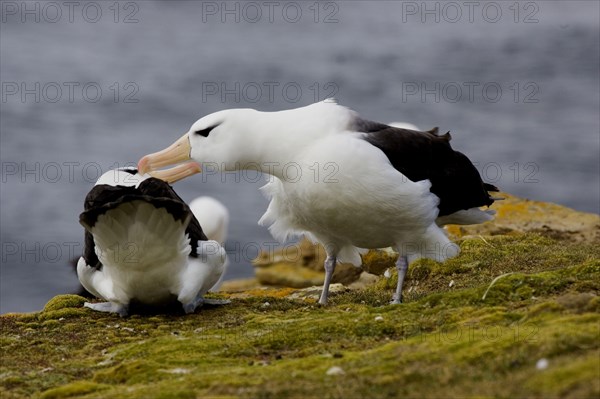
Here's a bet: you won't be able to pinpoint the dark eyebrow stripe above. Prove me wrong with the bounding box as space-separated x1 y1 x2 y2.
195 124 219 137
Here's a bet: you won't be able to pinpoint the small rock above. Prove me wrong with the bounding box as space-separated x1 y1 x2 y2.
444 192 599 244
121 327 134 332
347 271 380 290
253 239 361 287
219 277 262 292
449 280 455 287
255 262 324 287
326 366 345 376
261 302 271 308
287 284 348 300
374 316 384 322
536 358 549 370
360 249 398 275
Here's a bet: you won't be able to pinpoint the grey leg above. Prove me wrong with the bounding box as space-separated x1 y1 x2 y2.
84 301 129 317
391 256 409 304
318 255 337 305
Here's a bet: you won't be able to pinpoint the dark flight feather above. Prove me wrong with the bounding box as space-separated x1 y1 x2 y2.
356 119 497 216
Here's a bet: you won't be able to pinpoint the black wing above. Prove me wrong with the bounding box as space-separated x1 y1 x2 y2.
358 119 497 216
80 178 207 266
80 184 138 269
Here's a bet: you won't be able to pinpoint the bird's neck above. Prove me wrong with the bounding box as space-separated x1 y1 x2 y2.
232 103 353 180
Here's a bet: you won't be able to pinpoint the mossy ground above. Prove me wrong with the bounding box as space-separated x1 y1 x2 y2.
1 233 598 398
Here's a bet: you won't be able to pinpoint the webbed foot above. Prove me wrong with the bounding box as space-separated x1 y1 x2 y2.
181 295 230 314
202 298 231 306
181 294 205 314
84 301 129 317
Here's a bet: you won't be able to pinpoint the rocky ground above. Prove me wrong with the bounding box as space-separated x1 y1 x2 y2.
1 194 598 398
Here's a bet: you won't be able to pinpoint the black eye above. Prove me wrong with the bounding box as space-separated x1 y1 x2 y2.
194 125 217 138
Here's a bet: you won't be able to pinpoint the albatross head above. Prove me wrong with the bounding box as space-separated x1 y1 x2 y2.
138 109 256 183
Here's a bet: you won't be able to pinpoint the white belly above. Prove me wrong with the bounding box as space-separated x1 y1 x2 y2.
260 134 440 249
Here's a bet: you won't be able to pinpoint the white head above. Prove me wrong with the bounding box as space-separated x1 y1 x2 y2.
137 108 259 182
138 101 354 183
95 167 149 188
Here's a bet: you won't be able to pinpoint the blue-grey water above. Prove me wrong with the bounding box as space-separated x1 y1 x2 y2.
1 1 598 313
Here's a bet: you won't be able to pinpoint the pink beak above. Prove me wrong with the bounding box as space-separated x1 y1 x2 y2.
138 133 201 183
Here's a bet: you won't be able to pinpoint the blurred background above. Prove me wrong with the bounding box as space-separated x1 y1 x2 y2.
1 1 598 313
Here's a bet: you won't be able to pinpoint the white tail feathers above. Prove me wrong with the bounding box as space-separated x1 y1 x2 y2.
189 196 229 245
436 208 496 226
388 122 420 130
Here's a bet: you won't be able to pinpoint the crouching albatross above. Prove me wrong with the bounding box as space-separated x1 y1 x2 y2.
138 99 498 305
77 167 228 316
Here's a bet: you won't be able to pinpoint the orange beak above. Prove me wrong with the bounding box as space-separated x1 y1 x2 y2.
138 133 201 184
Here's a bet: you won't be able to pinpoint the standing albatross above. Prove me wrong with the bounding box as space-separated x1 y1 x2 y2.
78 167 227 316
138 99 497 305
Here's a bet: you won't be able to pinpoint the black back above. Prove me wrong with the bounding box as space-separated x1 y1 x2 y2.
357 119 498 216
80 177 207 270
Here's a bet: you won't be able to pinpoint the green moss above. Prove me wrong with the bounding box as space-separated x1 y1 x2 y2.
1 233 598 398
42 295 87 312
93 360 164 384
40 381 108 399
526 353 600 397
38 307 89 321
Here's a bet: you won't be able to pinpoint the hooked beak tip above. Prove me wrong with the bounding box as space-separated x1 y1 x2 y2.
189 162 202 174
138 157 148 175
137 156 151 175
